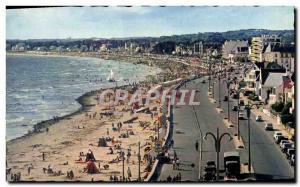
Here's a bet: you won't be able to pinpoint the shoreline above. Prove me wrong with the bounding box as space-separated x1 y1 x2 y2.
6 52 163 143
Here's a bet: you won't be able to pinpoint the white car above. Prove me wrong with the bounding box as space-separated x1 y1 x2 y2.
255 115 263 121
264 123 273 131
273 132 283 139
238 113 244 119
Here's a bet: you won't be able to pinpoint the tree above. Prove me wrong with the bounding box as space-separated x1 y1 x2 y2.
280 113 294 125
271 101 284 113
281 102 292 115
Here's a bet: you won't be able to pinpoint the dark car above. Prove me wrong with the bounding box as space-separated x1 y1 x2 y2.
239 100 245 106
231 93 238 99
281 143 293 153
204 161 216 181
223 96 228 101
275 135 288 144
205 161 216 168
232 106 238 111
201 80 206 84
243 91 253 96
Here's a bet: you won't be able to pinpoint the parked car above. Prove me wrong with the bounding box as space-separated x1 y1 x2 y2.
273 132 283 139
280 140 290 148
231 93 238 99
239 100 245 106
289 154 295 166
286 148 295 159
223 96 228 101
232 105 238 111
238 113 244 120
204 161 216 181
243 90 254 96
255 115 263 121
205 161 216 169
264 123 273 131
281 143 293 153
275 135 288 144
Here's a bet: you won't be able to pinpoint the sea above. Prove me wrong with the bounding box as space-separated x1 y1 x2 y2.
6 54 160 141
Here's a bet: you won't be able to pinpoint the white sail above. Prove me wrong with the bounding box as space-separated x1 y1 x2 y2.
107 69 115 82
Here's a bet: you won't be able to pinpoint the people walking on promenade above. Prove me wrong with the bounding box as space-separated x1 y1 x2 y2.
172 159 176 170
170 139 174 148
176 158 180 170
195 140 199 151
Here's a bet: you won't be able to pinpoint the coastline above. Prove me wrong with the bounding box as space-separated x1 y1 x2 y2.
6 52 163 143
6 51 179 182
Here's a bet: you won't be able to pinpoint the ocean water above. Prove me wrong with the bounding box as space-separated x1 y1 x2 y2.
6 55 160 140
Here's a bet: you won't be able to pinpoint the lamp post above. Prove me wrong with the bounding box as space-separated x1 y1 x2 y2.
212 78 215 99
138 141 141 181
237 90 241 140
204 128 232 181
192 106 203 181
208 61 212 92
244 103 253 173
218 74 221 108
223 79 232 122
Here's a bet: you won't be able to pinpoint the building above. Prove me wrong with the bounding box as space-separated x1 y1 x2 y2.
193 41 204 56
260 72 287 105
12 43 26 51
250 35 282 63
249 37 263 63
263 45 295 74
243 62 286 102
222 40 249 63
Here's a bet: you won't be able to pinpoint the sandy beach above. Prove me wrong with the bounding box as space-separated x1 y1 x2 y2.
6 81 171 182
6 51 198 182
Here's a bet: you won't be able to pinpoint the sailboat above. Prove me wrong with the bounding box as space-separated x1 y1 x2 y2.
107 69 115 82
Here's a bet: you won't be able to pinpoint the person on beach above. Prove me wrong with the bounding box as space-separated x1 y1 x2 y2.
173 150 177 160
178 172 182 181
176 158 180 170
42 152 45 161
195 140 199 151
170 139 174 148
107 128 109 135
127 167 132 181
172 159 176 170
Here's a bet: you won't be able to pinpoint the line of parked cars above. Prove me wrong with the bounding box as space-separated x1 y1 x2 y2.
273 132 295 166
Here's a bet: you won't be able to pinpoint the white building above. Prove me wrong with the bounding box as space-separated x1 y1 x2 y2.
222 40 249 63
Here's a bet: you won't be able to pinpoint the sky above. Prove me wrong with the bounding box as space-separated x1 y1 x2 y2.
6 6 294 40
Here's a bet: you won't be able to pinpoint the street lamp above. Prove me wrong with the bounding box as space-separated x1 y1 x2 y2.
192 106 203 181
204 128 232 181
217 72 222 108
244 102 254 173
137 141 141 181
236 89 241 140
223 78 233 122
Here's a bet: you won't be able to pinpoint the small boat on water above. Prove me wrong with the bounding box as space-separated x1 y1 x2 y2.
107 69 115 82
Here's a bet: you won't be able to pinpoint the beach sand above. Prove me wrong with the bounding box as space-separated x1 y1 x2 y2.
6 84 166 182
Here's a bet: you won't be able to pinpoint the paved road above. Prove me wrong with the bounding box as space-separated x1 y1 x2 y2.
212 73 295 181
157 77 235 181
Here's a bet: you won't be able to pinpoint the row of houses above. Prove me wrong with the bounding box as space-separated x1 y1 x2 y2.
243 61 294 114
222 34 295 74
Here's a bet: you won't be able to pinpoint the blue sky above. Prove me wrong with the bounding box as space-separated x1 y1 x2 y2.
6 6 294 39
